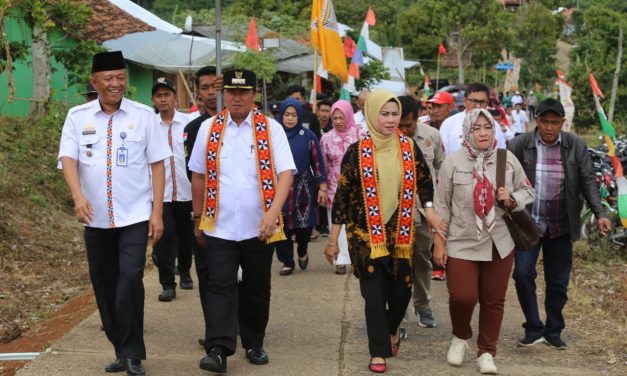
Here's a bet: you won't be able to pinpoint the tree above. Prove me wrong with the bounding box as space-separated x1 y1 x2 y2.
10 0 99 120
509 2 563 89
355 61 390 91
397 0 513 85
230 50 276 82
568 6 626 129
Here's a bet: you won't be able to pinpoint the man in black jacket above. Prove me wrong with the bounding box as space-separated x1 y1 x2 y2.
507 98 612 350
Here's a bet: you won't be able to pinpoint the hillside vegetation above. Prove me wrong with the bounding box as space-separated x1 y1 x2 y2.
0 107 89 344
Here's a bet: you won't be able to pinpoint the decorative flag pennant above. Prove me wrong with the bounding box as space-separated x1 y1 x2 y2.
357 34 368 53
340 76 355 100
365 7 376 26
311 0 348 82
317 61 329 79
352 48 364 66
348 62 360 79
245 17 260 52
588 71 627 227
438 43 447 56
344 37 356 58
315 75 322 93
555 69 575 132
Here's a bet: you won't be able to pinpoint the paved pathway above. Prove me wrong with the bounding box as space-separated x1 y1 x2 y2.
17 240 604 375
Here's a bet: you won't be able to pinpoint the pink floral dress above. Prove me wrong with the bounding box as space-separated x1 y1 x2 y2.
320 127 365 208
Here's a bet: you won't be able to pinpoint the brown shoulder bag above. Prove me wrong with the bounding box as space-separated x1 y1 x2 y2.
496 149 541 250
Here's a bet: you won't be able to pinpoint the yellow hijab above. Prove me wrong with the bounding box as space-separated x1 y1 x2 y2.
364 89 402 223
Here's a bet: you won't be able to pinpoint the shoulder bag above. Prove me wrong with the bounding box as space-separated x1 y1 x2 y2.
496 149 541 250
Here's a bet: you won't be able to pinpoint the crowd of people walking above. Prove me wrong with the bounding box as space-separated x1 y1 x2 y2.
57 50 612 375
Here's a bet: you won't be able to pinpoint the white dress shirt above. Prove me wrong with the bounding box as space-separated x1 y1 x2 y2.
354 110 368 132
188 111 296 241
58 98 172 229
512 109 528 134
156 110 193 202
439 111 507 155
188 110 201 120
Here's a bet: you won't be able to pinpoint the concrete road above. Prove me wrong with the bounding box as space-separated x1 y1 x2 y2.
17 239 603 375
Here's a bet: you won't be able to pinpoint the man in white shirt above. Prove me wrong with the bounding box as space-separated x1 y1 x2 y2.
58 51 170 376
440 83 507 155
512 91 524 106
353 89 369 132
151 78 195 302
512 102 528 135
189 69 295 373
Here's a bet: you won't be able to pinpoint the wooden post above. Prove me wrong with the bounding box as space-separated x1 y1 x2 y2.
609 26 623 123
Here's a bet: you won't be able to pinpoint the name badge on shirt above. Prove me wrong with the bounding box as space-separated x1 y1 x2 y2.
82 123 96 135
117 147 128 166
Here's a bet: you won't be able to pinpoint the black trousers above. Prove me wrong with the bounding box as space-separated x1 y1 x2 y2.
84 221 148 360
359 267 412 358
152 201 194 289
275 226 313 267
317 206 328 231
196 235 274 356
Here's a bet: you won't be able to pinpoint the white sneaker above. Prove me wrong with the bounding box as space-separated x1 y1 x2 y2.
446 336 469 366
477 353 498 374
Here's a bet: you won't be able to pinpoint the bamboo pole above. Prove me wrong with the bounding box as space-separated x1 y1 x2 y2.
215 0 223 111
178 69 196 107
435 52 441 91
312 50 318 112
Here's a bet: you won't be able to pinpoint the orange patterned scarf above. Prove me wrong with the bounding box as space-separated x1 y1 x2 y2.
199 107 286 243
359 130 416 259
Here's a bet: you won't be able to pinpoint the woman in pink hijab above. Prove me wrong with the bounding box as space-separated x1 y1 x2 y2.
320 100 365 275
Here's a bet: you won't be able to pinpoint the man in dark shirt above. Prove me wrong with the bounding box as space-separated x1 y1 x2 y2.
184 66 219 180
315 99 333 138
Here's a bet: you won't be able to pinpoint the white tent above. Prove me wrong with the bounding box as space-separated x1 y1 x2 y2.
101 1 245 74
103 29 244 74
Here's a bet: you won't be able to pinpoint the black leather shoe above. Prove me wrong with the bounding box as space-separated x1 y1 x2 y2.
298 254 309 270
105 358 126 373
125 359 144 375
158 288 176 302
246 348 269 365
199 347 227 373
279 266 294 276
180 273 193 290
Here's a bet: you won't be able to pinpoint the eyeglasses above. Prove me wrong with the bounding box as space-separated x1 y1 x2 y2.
465 98 489 107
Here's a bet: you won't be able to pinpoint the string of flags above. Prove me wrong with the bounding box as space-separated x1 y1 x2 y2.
589 71 627 227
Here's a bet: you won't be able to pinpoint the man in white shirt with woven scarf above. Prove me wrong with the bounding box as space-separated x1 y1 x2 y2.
189 68 295 373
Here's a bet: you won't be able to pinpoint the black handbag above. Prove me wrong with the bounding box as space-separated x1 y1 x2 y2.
496 149 541 250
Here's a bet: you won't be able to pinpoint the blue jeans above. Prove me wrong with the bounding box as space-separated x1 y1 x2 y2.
512 233 572 339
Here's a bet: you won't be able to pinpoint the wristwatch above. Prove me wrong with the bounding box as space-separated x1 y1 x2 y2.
190 212 202 220
423 201 434 209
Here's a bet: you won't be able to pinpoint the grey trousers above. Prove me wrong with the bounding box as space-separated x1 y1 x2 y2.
412 221 433 312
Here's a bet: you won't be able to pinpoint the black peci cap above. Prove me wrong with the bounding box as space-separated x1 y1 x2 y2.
91 51 126 73
222 68 256 90
536 98 565 117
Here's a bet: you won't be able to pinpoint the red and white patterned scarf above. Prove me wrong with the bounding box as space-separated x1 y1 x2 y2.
461 109 497 240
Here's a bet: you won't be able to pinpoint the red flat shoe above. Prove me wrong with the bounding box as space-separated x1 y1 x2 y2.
368 358 386 373
391 340 400 357
391 330 401 357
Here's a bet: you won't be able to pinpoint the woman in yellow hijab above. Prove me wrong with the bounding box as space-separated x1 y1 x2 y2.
325 89 435 373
